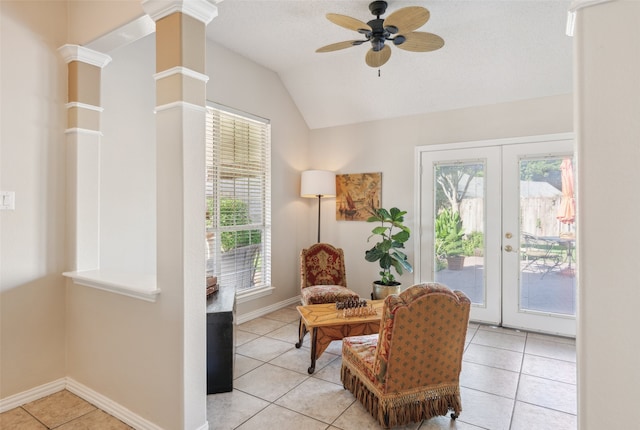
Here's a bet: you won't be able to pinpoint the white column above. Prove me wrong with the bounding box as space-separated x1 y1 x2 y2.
142 1 218 429
58 45 112 271
573 0 640 428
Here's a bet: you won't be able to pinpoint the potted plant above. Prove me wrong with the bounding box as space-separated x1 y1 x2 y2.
435 208 466 270
365 207 413 299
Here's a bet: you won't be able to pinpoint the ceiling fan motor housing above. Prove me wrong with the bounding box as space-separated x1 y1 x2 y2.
369 1 388 17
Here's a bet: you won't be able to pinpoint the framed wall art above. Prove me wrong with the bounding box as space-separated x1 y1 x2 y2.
336 172 382 221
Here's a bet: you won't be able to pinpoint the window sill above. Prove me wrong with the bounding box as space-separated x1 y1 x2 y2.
63 270 161 302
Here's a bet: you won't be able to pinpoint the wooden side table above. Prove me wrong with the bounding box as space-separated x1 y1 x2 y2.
296 300 384 374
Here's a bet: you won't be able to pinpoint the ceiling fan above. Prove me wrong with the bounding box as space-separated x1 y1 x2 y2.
316 1 444 68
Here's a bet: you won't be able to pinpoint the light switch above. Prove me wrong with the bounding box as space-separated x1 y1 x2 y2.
0 191 15 210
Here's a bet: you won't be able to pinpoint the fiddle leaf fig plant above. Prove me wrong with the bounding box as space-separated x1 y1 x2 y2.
365 207 413 286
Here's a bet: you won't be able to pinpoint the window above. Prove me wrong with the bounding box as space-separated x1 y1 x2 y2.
206 103 271 298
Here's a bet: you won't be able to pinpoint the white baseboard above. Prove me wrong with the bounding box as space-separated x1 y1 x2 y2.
0 378 209 430
0 378 66 413
66 378 164 430
235 295 301 325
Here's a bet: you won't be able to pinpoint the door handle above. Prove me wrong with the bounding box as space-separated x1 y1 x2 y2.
504 245 513 252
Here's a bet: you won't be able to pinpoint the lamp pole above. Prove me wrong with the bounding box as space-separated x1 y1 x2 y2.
316 194 322 243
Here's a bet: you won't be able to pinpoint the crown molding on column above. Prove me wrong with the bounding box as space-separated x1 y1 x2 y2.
58 44 112 68
142 0 221 24
153 66 209 83
566 0 616 36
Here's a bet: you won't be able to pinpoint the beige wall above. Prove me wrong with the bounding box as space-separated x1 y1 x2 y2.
67 0 143 45
0 1 68 398
308 94 573 299
575 1 640 428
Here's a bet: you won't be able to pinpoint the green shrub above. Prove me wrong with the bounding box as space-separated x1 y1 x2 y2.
208 198 261 252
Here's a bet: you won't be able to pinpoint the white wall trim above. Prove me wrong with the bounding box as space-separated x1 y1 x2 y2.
414 132 574 153
58 44 112 68
65 102 104 112
236 295 300 324
566 0 616 36
64 127 103 136
154 101 207 113
154 66 209 83
142 0 219 24
63 270 161 302
0 379 66 413
66 378 165 430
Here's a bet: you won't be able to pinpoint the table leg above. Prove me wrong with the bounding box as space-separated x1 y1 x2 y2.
308 327 317 374
295 318 306 348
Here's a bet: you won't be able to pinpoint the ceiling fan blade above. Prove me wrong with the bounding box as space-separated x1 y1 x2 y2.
365 45 391 68
326 13 372 33
384 6 430 34
396 32 444 52
316 40 365 53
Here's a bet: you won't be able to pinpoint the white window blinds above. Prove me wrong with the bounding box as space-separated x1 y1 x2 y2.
206 104 271 293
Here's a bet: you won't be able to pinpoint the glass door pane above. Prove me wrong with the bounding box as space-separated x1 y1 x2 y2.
502 140 576 337
519 157 576 315
433 162 486 306
419 146 501 325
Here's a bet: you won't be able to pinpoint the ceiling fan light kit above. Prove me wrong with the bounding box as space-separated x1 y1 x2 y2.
316 1 444 68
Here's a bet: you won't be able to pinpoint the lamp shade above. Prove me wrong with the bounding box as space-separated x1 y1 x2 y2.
301 170 336 198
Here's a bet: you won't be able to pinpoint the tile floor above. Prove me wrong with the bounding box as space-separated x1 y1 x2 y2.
208 304 577 430
0 389 132 429
0 304 577 430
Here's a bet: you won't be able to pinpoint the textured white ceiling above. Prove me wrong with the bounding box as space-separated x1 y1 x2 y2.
206 0 573 130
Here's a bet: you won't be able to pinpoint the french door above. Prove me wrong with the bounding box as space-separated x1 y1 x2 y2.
416 134 576 336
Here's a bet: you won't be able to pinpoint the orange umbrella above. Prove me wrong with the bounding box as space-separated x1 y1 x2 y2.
557 158 575 224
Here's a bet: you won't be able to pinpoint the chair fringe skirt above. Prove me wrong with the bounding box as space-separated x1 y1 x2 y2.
341 365 462 428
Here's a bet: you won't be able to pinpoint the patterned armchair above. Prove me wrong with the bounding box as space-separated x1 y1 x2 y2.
296 243 359 347
341 282 470 428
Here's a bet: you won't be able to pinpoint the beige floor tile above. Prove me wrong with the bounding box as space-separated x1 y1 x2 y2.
471 330 526 352
510 401 576 430
420 415 486 429
206 389 269 430
22 390 96 429
268 345 338 375
463 343 524 372
333 401 421 430
235 336 294 362
525 337 576 362
457 387 514 430
263 307 300 323
311 355 343 385
235 329 260 347
234 363 308 402
516 374 576 415
460 362 520 398
237 317 288 336
56 409 132 429
275 377 355 424
234 354 264 379
521 353 576 384
236 404 327 430
263 321 299 343
0 407 47 430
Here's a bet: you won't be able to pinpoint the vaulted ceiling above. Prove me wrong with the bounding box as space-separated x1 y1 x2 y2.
205 1 573 130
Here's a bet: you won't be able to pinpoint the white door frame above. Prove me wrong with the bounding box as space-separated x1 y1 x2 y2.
414 133 575 331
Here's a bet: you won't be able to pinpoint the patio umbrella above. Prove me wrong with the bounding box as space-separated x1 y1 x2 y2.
557 158 575 224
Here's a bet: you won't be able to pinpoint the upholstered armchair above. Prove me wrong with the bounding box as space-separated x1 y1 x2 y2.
341 282 470 428
296 243 359 347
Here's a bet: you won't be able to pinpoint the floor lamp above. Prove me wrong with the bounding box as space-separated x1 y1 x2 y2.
301 170 336 243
